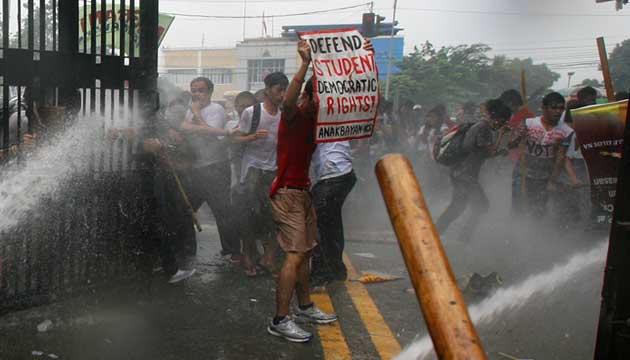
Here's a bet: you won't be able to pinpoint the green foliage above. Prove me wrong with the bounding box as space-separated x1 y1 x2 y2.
0 2 55 50
580 78 602 87
389 42 559 109
609 39 630 93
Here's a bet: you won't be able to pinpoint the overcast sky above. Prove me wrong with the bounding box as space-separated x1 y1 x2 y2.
158 0 630 89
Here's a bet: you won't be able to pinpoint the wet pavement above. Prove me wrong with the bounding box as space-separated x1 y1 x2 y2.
0 172 608 360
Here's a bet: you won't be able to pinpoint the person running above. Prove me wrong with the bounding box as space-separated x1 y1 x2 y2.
508 92 573 216
435 99 511 237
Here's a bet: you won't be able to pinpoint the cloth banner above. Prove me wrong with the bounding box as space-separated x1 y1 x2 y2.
298 29 379 143
572 100 628 225
78 4 174 56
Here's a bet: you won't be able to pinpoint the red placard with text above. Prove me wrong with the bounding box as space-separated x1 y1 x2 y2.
298 28 380 143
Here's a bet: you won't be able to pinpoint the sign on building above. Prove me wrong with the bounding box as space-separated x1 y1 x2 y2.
78 4 174 56
299 28 379 143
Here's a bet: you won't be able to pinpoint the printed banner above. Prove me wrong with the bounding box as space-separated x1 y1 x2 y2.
572 100 628 225
298 29 379 143
78 4 174 56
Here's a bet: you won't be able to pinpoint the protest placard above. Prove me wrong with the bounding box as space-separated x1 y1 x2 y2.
298 28 380 143
572 100 628 224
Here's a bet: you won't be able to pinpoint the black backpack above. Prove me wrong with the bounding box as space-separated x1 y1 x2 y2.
433 122 474 166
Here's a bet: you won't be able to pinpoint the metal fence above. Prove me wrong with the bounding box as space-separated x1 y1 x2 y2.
0 0 159 312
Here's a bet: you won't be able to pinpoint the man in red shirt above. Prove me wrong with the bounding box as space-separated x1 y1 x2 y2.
266 40 337 343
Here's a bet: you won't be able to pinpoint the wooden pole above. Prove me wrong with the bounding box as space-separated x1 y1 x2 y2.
597 37 616 102
520 69 528 108
162 154 203 233
375 154 486 360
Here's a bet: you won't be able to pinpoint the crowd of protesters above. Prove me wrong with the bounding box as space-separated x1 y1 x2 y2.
120 39 627 340
4 37 629 343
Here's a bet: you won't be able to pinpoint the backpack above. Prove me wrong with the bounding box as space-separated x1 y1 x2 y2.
433 122 474 166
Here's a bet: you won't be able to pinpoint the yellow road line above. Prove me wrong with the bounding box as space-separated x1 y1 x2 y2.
343 253 402 360
312 291 352 360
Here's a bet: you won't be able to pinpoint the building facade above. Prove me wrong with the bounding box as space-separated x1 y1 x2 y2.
160 27 404 100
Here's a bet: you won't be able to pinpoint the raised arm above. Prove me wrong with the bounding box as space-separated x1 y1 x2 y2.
283 40 312 124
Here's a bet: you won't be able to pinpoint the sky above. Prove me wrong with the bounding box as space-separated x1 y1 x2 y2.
157 0 630 89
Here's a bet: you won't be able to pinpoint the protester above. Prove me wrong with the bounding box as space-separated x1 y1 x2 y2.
226 91 257 183
456 101 479 124
138 98 198 284
435 99 511 237
180 77 240 261
417 105 451 158
499 89 536 214
266 40 341 343
576 86 597 107
310 140 356 285
508 92 573 216
232 74 287 277
556 100 589 225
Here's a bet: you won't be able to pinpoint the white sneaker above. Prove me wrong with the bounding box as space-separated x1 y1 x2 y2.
168 269 196 284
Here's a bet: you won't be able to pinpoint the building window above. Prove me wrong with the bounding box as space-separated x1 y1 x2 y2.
163 69 198 87
201 68 233 85
247 59 285 88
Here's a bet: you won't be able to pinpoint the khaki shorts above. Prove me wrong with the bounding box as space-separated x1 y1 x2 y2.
270 188 317 253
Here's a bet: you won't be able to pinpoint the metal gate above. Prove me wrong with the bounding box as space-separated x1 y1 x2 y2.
0 0 159 312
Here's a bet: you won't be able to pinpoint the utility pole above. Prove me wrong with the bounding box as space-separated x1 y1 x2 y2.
567 71 575 88
242 0 247 39
384 0 398 100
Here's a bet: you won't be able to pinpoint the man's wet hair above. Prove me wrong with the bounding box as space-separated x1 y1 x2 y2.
577 86 597 101
485 99 512 121
235 91 256 104
190 76 214 92
498 89 524 109
304 76 314 101
615 91 629 101
264 72 289 89
542 92 566 107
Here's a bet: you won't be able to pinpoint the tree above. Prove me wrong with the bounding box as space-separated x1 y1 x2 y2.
609 39 630 93
580 78 602 87
0 2 55 50
389 42 559 110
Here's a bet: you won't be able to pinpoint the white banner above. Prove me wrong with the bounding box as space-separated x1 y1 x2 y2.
299 28 380 143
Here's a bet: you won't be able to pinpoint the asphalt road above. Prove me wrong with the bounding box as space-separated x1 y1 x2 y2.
0 162 608 360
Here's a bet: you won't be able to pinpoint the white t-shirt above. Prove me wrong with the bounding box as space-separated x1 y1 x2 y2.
522 116 574 179
237 104 281 182
184 102 228 168
312 141 353 182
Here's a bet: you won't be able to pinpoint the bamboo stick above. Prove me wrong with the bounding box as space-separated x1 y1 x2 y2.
375 154 486 360
597 37 615 102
